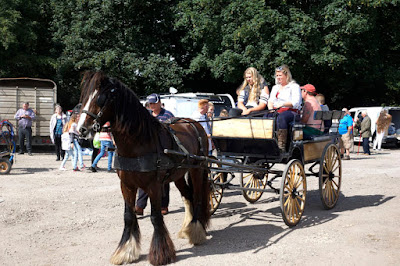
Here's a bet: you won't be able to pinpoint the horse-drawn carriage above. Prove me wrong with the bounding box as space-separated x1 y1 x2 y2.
77 72 344 265
0 120 16 174
205 110 344 226
166 109 344 226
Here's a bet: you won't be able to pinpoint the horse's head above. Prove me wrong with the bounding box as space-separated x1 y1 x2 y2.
77 72 117 138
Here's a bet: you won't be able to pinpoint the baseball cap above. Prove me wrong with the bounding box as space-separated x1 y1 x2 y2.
147 93 160 103
300 84 316 95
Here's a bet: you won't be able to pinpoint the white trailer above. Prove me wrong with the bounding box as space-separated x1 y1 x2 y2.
0 78 57 145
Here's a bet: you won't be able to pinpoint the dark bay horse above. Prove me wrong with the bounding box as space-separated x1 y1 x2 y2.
77 71 210 265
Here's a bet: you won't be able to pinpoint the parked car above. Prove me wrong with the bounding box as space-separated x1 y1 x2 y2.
349 106 400 147
141 90 236 118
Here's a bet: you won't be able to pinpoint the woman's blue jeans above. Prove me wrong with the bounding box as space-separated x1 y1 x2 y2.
72 139 84 169
92 140 114 170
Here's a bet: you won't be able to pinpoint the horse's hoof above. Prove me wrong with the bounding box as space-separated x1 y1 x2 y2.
110 236 141 265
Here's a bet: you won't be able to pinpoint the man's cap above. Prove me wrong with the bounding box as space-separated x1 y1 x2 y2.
103 122 110 127
147 93 160 103
300 84 316 95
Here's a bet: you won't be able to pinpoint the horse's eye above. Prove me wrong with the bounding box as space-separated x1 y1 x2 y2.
96 94 107 107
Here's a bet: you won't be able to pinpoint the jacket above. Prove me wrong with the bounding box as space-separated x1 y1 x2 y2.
50 113 67 143
360 115 371 138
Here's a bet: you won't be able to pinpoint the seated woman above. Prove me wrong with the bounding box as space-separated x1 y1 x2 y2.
300 84 324 138
237 67 270 115
267 65 302 152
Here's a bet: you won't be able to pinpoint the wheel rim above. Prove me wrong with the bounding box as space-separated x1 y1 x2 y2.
209 172 224 215
320 145 341 209
0 160 10 173
241 173 267 203
280 160 306 226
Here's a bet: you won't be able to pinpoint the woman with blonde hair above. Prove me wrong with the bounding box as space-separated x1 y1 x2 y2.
59 113 76 170
267 65 302 152
373 110 392 151
237 67 270 115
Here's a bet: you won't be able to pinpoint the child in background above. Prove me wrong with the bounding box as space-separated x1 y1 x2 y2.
69 113 85 171
59 114 76 170
89 122 115 172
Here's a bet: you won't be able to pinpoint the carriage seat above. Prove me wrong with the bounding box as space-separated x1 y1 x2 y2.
313 110 345 133
302 110 345 140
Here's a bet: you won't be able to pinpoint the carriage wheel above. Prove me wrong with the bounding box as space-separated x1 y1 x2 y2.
0 158 11 174
319 144 342 209
208 158 224 215
279 159 306 227
240 172 268 203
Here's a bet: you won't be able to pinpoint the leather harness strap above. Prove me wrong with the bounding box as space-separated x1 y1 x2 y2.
114 119 205 173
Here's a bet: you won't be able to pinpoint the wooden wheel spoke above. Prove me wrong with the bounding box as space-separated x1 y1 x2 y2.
331 179 339 189
243 174 253 187
296 194 305 203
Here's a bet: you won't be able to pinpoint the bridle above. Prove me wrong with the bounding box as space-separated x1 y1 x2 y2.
82 79 117 132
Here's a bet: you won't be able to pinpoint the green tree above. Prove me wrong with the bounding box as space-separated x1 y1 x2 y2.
51 0 183 107
0 0 56 78
174 0 400 108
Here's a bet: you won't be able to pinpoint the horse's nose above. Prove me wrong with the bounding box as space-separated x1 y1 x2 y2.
79 126 88 137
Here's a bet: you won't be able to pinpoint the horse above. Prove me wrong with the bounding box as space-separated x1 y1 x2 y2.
77 71 210 265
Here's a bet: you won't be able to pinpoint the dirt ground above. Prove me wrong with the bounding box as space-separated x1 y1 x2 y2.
1 147 400 266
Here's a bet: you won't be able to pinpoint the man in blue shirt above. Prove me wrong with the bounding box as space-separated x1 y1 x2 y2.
135 93 174 216
338 108 354 160
14 102 36 155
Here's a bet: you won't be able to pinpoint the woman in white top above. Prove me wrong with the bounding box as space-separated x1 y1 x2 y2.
50 105 67 161
267 65 302 152
237 67 270 115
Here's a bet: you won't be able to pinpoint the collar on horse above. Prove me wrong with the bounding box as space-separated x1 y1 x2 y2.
114 119 206 176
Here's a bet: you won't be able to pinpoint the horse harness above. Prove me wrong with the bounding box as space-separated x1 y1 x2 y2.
82 85 207 182
114 118 208 182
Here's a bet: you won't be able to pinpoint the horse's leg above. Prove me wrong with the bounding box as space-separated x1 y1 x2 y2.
148 185 176 265
184 168 211 245
174 172 193 239
110 183 141 265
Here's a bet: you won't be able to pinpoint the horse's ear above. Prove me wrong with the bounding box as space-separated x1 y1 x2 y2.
96 93 107 107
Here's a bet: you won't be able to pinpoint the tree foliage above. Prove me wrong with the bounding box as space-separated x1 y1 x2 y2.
0 0 399 109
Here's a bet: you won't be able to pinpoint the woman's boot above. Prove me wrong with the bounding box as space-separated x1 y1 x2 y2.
278 129 288 152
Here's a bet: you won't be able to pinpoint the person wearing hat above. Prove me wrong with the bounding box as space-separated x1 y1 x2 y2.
135 93 174 216
300 84 323 138
89 122 115 172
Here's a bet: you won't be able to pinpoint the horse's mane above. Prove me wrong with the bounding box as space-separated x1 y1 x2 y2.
79 71 161 142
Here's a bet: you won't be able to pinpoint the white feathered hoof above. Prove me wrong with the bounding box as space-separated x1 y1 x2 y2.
187 221 207 245
110 236 141 265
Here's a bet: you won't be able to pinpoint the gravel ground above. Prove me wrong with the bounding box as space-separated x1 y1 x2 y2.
1 147 400 265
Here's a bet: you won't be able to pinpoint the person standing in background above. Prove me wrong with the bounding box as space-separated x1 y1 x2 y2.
359 111 372 155
89 122 115 173
14 102 36 156
135 93 174 216
373 110 392 151
59 114 77 171
69 113 85 171
50 105 67 161
338 108 354 160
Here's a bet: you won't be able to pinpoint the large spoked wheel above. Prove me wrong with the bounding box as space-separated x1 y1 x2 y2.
208 159 224 215
280 159 306 227
0 158 12 174
319 144 342 209
240 172 268 203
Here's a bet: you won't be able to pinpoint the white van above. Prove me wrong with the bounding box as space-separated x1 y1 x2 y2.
349 106 400 146
141 91 236 118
